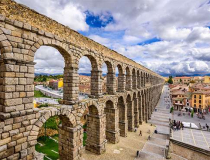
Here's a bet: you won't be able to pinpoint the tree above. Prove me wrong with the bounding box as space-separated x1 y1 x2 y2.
168 76 173 84
180 79 182 83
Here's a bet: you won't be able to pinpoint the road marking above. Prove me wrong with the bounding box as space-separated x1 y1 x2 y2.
44 155 52 160
190 129 196 146
201 130 209 148
51 150 59 154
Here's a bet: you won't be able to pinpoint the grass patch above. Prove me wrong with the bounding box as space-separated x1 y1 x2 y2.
35 135 59 160
83 132 87 146
34 90 49 98
45 116 60 130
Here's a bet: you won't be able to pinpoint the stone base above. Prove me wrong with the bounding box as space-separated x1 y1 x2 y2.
86 140 107 155
119 121 128 137
106 130 120 144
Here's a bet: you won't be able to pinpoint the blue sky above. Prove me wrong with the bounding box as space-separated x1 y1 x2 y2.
15 0 210 76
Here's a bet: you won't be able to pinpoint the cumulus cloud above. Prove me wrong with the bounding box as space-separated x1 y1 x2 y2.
15 0 210 76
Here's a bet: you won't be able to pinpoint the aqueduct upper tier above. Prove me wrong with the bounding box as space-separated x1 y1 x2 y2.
0 0 165 159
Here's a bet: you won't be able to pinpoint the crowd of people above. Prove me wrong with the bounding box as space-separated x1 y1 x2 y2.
169 119 184 130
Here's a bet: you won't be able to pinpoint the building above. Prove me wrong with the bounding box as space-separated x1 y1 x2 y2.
191 91 210 113
173 77 192 84
48 78 63 90
203 76 210 83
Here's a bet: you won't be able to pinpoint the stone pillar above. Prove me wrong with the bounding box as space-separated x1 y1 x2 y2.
127 100 134 131
141 74 143 88
118 98 127 137
145 92 148 123
86 114 106 154
137 74 141 89
126 74 132 91
134 98 139 128
59 125 83 160
63 66 79 104
138 95 143 124
106 72 116 95
132 74 137 90
0 59 39 159
105 108 119 144
142 94 145 121
117 73 126 92
90 70 102 98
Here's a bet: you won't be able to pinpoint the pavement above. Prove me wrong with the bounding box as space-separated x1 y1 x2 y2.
171 128 210 150
137 85 172 160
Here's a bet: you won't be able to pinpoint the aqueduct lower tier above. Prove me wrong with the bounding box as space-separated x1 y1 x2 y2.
0 0 165 159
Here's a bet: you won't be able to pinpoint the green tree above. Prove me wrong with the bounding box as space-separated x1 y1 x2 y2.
168 76 173 84
180 79 182 83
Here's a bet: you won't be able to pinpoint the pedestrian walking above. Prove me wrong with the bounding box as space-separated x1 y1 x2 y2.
136 150 140 157
139 130 142 136
206 124 209 131
134 127 137 132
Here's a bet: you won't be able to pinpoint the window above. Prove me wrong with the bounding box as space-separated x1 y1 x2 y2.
199 100 201 104
199 95 201 99
194 100 196 103
199 105 201 108
194 104 196 107
194 95 196 98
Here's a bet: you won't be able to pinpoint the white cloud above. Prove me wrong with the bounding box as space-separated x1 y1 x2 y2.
15 0 210 76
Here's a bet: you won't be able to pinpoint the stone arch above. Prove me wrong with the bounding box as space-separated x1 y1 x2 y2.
104 100 119 143
137 91 142 124
29 40 78 104
132 68 137 89
126 94 134 131
117 96 127 137
125 66 132 91
32 107 81 160
116 63 125 92
102 60 116 95
137 70 141 89
78 52 102 98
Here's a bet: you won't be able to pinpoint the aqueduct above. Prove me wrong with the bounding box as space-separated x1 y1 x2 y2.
0 0 165 159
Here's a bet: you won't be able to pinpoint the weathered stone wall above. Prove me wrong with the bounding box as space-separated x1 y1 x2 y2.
169 140 210 160
0 0 165 160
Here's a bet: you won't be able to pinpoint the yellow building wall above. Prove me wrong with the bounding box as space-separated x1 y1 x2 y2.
192 93 206 109
204 76 210 83
58 78 63 88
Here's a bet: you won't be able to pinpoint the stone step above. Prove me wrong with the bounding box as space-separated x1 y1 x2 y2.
135 151 166 160
150 137 168 147
152 133 168 140
142 142 166 157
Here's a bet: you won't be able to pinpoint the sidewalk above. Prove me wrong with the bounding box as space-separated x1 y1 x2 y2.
137 85 171 160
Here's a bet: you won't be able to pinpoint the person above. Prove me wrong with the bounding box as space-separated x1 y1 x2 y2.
148 135 151 140
134 127 137 132
148 129 151 134
136 150 140 157
139 130 142 136
206 124 209 131
181 122 184 130
199 123 201 130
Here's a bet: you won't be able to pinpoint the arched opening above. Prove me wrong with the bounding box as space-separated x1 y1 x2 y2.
104 100 119 143
133 92 139 128
34 46 65 101
125 67 132 90
126 94 134 131
35 114 81 160
78 55 102 98
78 56 92 97
137 70 141 89
116 64 124 92
118 96 127 137
142 92 145 121
102 61 115 95
132 68 137 90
